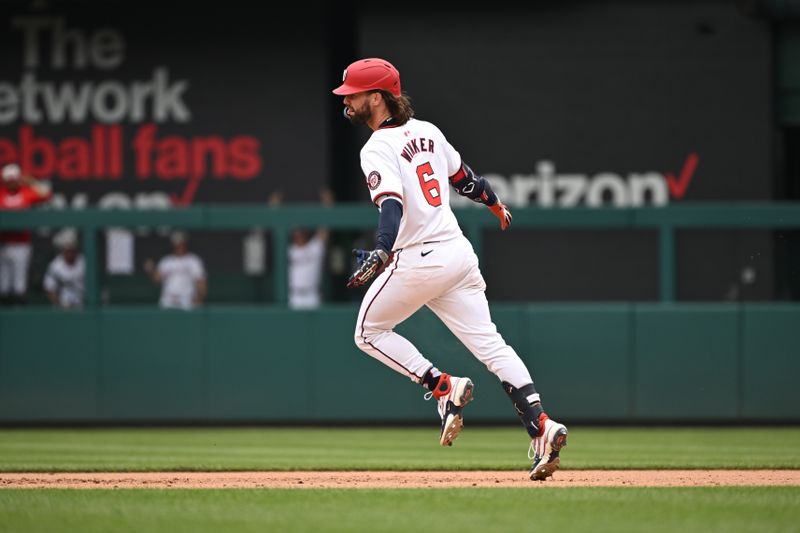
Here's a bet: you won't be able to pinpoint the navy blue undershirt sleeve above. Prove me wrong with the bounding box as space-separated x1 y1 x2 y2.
375 198 403 253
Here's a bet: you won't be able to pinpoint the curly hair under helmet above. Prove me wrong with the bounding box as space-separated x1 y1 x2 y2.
378 90 415 126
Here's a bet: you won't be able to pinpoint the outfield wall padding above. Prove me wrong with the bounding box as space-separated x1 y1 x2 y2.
1 305 797 423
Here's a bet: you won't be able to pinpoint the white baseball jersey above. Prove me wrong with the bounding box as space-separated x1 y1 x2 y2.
288 235 325 310
43 254 85 308
360 118 464 249
353 118 535 394
157 253 205 310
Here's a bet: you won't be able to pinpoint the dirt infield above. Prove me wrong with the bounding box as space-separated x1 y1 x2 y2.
1 470 798 489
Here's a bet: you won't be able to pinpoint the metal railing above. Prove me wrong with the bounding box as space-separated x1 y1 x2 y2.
2 202 800 307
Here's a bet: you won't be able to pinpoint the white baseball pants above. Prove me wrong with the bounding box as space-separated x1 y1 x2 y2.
0 243 32 296
354 234 534 389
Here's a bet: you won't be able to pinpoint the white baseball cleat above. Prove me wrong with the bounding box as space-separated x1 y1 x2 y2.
529 414 568 481
425 373 474 447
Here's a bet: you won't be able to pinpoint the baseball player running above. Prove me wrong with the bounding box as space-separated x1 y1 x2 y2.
333 58 567 480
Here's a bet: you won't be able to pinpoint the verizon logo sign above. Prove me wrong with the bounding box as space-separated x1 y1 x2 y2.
453 153 699 208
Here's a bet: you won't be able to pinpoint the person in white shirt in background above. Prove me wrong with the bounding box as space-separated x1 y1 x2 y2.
273 189 334 310
0 163 53 306
144 231 207 310
288 226 329 310
44 228 85 309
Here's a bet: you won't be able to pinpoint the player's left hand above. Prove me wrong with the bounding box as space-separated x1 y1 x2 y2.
347 248 390 288
489 201 512 230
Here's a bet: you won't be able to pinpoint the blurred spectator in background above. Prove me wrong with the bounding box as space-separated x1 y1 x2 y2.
144 230 207 310
0 164 53 306
44 228 85 309
278 188 334 310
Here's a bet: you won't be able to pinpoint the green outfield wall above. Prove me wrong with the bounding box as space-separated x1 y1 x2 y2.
0 304 797 424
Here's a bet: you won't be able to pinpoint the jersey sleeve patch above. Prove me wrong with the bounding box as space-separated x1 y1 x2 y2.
367 171 382 190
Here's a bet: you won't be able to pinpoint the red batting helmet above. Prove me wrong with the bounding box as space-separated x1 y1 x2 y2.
332 58 401 97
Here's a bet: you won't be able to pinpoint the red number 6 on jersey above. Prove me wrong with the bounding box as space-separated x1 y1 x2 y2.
416 162 442 207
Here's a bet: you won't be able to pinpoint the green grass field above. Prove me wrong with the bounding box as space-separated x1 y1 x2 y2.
1 487 798 533
0 426 798 471
0 427 798 533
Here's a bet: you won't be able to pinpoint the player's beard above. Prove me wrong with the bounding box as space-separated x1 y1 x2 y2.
347 101 372 126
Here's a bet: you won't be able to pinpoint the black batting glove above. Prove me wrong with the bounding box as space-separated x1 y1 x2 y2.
347 248 390 288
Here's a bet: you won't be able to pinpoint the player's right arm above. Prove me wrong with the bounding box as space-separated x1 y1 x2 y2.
359 141 404 252
347 143 403 289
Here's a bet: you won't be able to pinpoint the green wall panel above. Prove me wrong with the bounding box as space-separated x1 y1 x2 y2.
205 308 312 420
634 306 739 419
1 304 798 423
310 308 432 421
100 310 208 420
741 306 800 418
527 305 633 419
0 310 99 421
